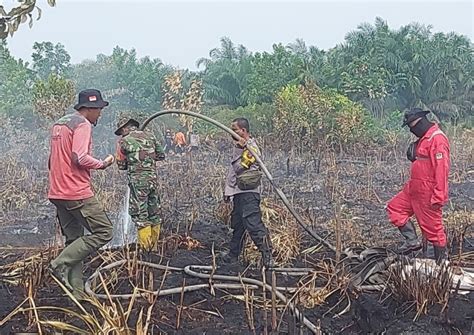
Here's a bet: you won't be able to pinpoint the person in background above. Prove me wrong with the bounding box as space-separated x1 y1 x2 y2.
189 130 200 152
164 129 174 154
174 128 187 156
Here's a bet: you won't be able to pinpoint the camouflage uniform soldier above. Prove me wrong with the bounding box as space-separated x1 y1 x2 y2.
115 116 165 250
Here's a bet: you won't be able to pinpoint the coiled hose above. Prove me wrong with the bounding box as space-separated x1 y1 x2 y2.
85 259 319 333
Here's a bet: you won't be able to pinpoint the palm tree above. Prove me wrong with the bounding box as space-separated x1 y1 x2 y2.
196 36 249 69
196 37 252 106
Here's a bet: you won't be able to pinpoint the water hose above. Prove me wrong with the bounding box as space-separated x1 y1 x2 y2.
84 260 303 300
85 259 319 333
141 109 335 252
184 265 319 333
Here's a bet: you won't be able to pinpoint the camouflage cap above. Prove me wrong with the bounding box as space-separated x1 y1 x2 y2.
115 116 140 136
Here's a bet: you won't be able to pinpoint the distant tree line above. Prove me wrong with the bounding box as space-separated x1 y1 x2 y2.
1 18 472 136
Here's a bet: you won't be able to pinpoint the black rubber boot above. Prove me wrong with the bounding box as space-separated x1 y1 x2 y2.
434 245 447 264
397 221 421 254
221 251 239 264
261 250 274 269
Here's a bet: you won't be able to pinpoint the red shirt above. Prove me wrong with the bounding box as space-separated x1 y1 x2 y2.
174 132 186 146
48 112 104 200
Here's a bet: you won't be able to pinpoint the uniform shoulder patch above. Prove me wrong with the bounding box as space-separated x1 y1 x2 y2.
435 152 443 160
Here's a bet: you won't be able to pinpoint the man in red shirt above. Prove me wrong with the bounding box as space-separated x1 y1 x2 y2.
48 89 115 299
386 108 450 263
174 129 187 156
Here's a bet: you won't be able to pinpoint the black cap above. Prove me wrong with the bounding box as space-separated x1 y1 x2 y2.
402 107 430 126
74 89 109 111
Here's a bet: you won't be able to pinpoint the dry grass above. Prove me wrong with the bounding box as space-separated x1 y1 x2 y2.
1 280 155 334
161 233 203 252
0 155 30 213
293 259 350 311
0 153 49 222
0 248 57 289
0 246 164 334
445 209 474 240
445 208 474 268
214 201 232 226
325 207 365 248
1 112 472 254
0 118 50 223
241 198 302 267
92 165 128 214
387 258 454 320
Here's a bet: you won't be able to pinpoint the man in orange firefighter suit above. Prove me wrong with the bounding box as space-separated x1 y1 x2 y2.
386 108 450 262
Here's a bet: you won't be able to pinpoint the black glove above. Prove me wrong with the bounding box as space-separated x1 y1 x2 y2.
406 141 418 162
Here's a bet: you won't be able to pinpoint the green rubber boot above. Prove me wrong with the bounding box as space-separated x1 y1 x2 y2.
50 238 93 292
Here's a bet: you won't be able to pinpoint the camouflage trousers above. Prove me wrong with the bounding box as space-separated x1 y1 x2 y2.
129 178 161 228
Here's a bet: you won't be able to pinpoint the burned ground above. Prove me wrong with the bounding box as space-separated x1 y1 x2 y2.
0 139 473 334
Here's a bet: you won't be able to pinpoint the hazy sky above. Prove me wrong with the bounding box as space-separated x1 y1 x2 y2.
4 0 473 70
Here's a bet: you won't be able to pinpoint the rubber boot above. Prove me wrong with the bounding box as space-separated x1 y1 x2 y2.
48 263 73 291
151 224 161 252
221 250 239 264
138 223 161 252
434 245 447 264
69 261 85 300
397 221 421 254
261 249 274 269
50 238 93 292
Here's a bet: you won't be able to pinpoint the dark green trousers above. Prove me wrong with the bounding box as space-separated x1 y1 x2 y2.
50 196 113 295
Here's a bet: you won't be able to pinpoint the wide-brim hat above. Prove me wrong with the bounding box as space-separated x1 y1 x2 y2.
74 89 109 110
402 107 430 126
115 118 140 136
